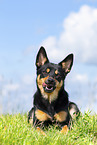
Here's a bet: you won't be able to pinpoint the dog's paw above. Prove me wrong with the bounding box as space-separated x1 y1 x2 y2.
61 125 69 134
36 127 46 136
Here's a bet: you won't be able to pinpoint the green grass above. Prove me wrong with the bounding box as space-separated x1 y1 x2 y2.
0 112 97 145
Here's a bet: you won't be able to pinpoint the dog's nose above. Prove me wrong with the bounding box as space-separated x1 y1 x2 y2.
45 77 55 84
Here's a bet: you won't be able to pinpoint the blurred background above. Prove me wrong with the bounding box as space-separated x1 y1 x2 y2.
0 0 97 114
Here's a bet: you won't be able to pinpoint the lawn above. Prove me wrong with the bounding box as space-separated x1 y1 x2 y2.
0 112 97 145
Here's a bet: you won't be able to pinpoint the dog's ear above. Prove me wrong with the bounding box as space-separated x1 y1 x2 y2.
59 54 73 74
36 46 49 67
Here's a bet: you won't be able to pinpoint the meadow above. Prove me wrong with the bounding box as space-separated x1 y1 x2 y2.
0 112 97 145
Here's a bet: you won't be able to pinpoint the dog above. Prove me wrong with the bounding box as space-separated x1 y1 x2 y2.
28 46 80 132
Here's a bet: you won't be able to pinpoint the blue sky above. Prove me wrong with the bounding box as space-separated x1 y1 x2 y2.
0 0 97 114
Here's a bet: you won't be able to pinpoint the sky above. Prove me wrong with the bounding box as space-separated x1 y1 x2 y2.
0 0 97 114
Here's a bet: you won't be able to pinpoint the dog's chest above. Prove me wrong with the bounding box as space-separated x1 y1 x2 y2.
42 91 58 104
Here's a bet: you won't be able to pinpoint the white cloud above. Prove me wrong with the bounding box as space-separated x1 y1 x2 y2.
4 83 20 91
41 5 97 64
0 75 4 82
72 74 89 83
2 83 20 96
22 74 33 85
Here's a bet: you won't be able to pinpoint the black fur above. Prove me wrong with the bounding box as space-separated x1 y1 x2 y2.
28 46 80 128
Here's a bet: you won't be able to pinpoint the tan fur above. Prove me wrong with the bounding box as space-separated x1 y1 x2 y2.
36 56 47 67
37 75 63 103
42 57 47 65
54 111 67 122
62 62 66 69
46 68 50 73
62 62 70 73
55 70 58 75
36 127 46 136
61 125 68 134
35 109 51 121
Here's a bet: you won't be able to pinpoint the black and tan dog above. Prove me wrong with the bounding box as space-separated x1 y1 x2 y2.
28 46 79 132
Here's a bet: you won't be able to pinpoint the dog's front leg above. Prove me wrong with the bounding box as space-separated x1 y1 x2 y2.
60 125 69 134
33 108 53 128
54 110 70 133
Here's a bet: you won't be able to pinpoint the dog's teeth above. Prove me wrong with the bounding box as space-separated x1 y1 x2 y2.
46 86 53 90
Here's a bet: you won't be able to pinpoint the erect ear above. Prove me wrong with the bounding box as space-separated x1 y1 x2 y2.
59 54 74 74
36 46 49 67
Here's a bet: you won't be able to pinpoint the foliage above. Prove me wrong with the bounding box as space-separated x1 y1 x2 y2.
0 112 97 145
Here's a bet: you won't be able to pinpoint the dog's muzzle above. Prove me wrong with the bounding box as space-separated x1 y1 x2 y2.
42 77 56 93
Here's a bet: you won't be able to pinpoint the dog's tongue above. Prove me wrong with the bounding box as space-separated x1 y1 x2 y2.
42 83 53 89
42 83 47 88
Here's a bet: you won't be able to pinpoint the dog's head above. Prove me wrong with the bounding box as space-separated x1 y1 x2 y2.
36 46 73 102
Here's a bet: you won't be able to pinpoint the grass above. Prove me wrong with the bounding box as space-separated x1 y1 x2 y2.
0 112 97 145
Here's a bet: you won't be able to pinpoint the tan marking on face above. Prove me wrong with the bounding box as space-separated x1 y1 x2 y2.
54 111 67 122
37 75 49 96
37 75 63 103
35 109 51 121
46 68 50 73
55 70 58 75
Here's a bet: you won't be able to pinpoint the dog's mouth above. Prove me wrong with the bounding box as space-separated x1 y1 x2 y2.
42 82 56 93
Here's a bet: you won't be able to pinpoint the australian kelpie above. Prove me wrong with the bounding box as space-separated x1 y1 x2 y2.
28 46 80 132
